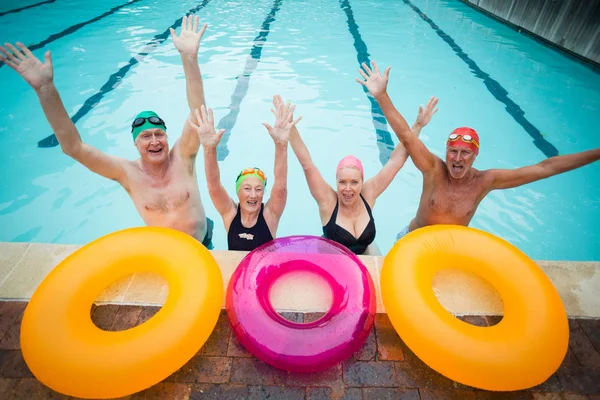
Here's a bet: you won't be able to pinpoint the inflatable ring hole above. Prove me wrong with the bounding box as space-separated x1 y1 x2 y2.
91 272 169 331
432 268 504 327
269 269 333 324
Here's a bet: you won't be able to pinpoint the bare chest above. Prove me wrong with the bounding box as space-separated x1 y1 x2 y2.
127 168 198 214
427 183 483 221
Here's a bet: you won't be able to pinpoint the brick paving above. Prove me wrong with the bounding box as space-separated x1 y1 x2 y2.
0 301 598 399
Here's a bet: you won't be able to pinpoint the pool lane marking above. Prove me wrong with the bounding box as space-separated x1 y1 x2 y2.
339 0 395 166
216 0 283 161
0 0 143 71
402 0 559 158
37 0 213 148
0 0 56 18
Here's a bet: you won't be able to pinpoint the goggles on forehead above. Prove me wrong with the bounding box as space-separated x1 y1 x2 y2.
448 133 479 148
236 167 267 184
131 116 167 132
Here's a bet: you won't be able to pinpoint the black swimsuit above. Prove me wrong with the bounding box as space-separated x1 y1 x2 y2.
322 194 376 255
227 203 274 251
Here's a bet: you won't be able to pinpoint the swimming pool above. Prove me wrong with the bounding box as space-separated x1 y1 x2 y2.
0 0 599 260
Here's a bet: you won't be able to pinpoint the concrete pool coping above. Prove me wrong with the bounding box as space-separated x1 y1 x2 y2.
0 241 598 318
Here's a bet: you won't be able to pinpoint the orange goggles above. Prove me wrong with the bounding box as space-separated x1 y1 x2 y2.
448 133 480 148
237 167 267 182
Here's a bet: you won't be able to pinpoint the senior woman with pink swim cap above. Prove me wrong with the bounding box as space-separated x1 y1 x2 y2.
276 95 439 255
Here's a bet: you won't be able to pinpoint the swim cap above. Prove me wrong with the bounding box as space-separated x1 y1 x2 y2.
236 167 267 193
131 111 167 141
446 127 480 155
337 155 364 179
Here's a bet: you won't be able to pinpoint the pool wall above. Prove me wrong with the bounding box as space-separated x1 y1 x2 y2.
460 0 600 67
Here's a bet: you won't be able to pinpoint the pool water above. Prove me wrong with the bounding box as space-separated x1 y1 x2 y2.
0 0 599 260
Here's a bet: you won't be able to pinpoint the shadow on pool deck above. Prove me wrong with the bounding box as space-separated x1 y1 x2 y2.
0 302 598 399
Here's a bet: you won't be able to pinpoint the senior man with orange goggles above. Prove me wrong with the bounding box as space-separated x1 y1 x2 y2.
354 60 600 240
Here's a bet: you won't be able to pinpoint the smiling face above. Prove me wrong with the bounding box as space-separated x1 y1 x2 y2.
237 176 265 214
445 145 476 179
134 128 169 164
336 166 363 205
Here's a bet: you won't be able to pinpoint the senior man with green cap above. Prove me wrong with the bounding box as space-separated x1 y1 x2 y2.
1 15 215 246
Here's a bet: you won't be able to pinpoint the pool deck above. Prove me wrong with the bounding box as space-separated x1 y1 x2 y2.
0 242 598 399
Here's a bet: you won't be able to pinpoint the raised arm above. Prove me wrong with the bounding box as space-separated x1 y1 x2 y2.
356 61 437 173
170 15 208 158
488 148 600 190
262 97 302 223
363 97 439 202
278 98 337 211
190 106 236 218
0 42 126 182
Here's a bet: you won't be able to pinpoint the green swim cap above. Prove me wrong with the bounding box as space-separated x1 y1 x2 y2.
131 110 167 141
235 167 267 193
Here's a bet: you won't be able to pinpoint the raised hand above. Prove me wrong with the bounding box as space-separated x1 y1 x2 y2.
264 95 302 145
190 106 225 149
355 60 390 99
170 14 207 57
0 42 53 90
416 97 439 128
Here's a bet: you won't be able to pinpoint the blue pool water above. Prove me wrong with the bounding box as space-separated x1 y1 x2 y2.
0 0 599 260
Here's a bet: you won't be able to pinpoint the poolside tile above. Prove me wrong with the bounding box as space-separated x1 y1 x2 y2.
374 314 404 361
110 305 143 331
11 378 71 399
0 244 79 299
568 319 600 367
247 385 305 400
190 383 250 400
395 346 457 390
0 350 32 378
531 394 590 400
457 315 488 327
306 387 363 400
285 364 343 389
136 306 161 325
227 332 252 358
167 356 232 384
94 275 132 303
229 357 287 385
420 389 477 400
558 364 600 395
0 307 24 350
200 311 231 357
90 304 119 331
363 388 420 400
475 391 533 399
343 359 399 387
0 243 29 287
130 382 191 400
122 272 168 304
0 302 26 345
353 326 376 361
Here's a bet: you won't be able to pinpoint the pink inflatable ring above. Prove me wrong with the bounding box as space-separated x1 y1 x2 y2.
226 235 376 372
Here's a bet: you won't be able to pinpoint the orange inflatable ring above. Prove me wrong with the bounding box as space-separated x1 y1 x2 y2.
381 225 568 391
20 227 223 399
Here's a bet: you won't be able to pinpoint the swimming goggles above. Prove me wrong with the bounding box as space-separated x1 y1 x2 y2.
448 133 479 148
131 116 167 131
236 167 267 184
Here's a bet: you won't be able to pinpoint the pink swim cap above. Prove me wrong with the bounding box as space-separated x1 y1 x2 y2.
337 155 364 178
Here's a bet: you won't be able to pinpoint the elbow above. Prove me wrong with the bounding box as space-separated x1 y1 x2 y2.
61 142 81 159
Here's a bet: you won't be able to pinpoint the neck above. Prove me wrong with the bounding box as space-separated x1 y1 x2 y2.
240 207 260 223
448 168 477 185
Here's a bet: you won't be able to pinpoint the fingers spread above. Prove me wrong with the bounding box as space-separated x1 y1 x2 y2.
358 68 369 80
16 42 33 58
200 104 209 122
208 107 214 124
384 66 391 79
372 60 380 74
1 44 19 64
4 43 25 61
361 62 373 75
199 23 207 38
291 116 302 126
193 16 199 32
355 77 366 86
182 16 187 31
0 53 17 69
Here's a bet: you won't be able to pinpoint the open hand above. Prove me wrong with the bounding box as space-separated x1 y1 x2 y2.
189 106 225 149
355 60 390 99
416 97 439 128
0 42 53 90
170 15 207 57
264 95 302 145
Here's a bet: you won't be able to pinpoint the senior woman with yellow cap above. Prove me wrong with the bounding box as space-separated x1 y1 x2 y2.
188 99 301 251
